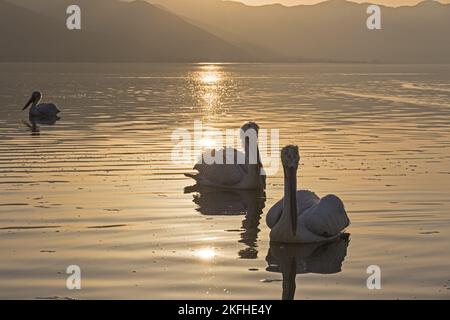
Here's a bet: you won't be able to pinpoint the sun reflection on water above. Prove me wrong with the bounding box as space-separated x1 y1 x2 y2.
192 64 230 119
196 248 217 261
201 73 221 84
198 64 222 84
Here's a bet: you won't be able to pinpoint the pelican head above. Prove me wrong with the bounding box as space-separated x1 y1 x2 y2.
241 121 260 135
23 91 42 110
281 145 300 236
240 122 261 166
281 145 300 170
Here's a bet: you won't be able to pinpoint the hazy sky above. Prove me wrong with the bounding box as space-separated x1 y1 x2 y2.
240 0 450 7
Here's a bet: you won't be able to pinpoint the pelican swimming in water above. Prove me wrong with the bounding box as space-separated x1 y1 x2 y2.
267 145 350 243
185 122 266 190
23 91 60 118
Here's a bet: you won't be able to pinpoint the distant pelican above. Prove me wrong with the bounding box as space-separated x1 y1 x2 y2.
185 122 266 190
267 145 350 243
23 91 60 118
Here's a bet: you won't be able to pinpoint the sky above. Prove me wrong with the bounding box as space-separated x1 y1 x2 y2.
239 0 450 7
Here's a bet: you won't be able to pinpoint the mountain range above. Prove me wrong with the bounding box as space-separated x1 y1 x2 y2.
0 0 249 62
2 0 450 62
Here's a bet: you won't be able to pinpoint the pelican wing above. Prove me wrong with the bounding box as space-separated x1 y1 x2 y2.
297 190 321 212
266 190 320 229
266 200 283 229
36 103 60 117
194 163 244 186
191 148 248 186
303 195 350 238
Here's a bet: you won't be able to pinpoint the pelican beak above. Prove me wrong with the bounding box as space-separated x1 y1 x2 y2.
23 96 33 111
287 166 298 236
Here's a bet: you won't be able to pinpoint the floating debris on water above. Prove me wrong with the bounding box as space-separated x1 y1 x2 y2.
36 296 77 300
419 231 440 235
88 224 127 229
261 279 282 283
0 226 61 230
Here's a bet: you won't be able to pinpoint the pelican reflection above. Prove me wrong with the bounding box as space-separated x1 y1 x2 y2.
22 117 59 135
185 186 266 259
266 234 350 300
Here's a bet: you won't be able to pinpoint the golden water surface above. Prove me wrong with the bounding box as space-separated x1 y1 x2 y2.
0 63 449 299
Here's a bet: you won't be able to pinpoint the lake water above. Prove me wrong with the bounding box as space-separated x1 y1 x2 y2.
0 63 450 299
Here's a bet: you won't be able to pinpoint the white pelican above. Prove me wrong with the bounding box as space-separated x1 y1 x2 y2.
185 122 266 190
23 91 60 118
267 145 350 243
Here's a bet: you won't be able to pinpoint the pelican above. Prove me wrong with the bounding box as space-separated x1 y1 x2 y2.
23 91 60 118
185 122 266 190
267 145 350 243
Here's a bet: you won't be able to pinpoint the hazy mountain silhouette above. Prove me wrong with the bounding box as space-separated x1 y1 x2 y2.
148 0 450 63
3 0 450 62
1 0 251 62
